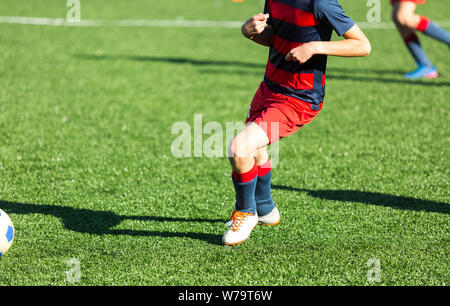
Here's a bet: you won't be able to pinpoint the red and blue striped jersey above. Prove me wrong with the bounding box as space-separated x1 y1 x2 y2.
263 0 355 109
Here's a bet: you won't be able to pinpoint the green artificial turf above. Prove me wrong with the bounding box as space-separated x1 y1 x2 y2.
0 0 448 285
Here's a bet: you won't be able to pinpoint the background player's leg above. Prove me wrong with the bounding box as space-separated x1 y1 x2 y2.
417 18 450 46
393 2 421 29
393 2 431 67
395 2 450 45
395 23 432 68
392 2 437 78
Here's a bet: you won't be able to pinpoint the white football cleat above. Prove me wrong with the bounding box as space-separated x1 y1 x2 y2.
222 211 258 246
257 207 281 226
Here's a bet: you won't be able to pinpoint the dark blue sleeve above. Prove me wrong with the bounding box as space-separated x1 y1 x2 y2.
314 0 355 36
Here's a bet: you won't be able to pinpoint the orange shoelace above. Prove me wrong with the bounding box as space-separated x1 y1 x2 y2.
229 211 253 232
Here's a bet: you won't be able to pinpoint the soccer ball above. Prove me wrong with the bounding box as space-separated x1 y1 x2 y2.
0 209 14 256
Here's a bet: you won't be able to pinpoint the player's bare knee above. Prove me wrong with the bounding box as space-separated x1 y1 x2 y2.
395 11 416 28
255 147 269 164
231 156 251 171
393 11 405 26
227 136 252 160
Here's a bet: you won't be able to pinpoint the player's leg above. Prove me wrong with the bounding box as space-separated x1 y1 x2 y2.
223 122 270 245
254 146 280 225
393 3 431 66
228 122 269 173
395 1 450 46
393 1 420 29
254 146 269 166
223 83 321 245
392 2 438 79
228 122 270 213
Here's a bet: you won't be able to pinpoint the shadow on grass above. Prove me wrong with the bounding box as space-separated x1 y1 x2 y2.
197 69 450 87
0 201 223 245
325 74 450 87
272 185 450 214
75 53 450 86
73 53 265 69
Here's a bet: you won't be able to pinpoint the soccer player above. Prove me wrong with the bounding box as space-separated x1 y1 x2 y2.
391 0 450 79
222 0 371 246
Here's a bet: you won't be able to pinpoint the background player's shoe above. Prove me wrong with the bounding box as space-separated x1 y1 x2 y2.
223 211 258 246
404 64 438 79
258 207 281 226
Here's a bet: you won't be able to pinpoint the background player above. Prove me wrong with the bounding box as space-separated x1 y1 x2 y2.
222 0 371 246
391 0 450 79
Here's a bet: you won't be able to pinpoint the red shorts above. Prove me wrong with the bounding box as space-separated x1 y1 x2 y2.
245 82 322 144
390 0 426 4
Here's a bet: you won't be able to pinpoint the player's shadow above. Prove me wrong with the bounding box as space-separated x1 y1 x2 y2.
74 53 265 69
272 185 449 214
197 67 450 87
0 201 223 244
327 67 407 75
75 53 450 86
325 74 450 87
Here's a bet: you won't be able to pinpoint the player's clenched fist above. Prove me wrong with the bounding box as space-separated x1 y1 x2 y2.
285 43 316 64
241 13 270 39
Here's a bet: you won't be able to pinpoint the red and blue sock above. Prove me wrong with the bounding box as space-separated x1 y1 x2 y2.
232 161 258 214
417 16 450 46
403 33 432 67
255 159 275 217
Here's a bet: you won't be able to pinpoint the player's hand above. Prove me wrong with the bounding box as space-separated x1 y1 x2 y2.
241 13 270 39
285 43 316 64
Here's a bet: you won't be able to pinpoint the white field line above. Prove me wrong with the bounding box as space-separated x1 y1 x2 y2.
0 16 449 29
0 16 242 28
